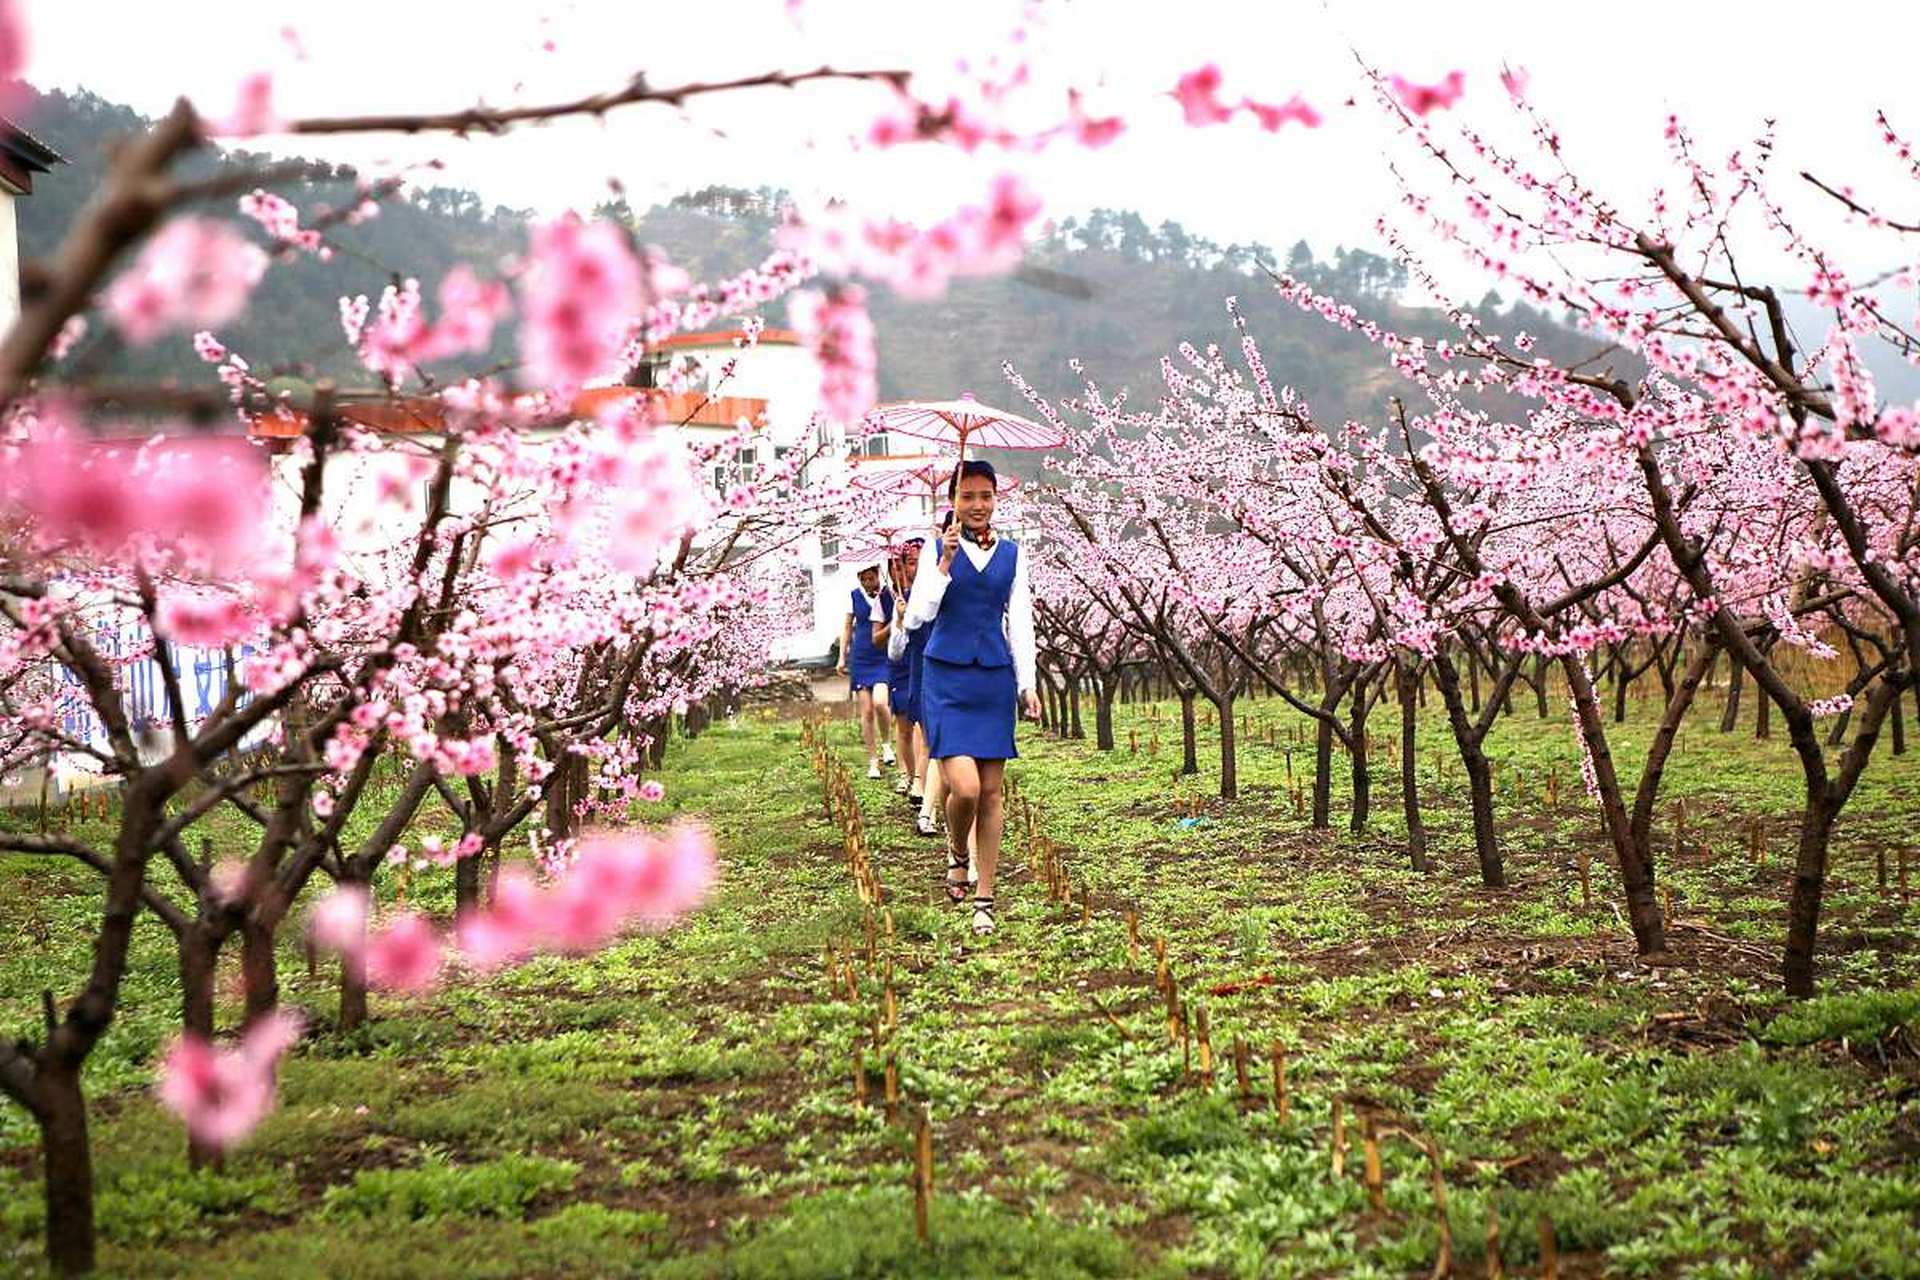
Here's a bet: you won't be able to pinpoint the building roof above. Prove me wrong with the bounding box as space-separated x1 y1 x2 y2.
649 328 801 351
250 387 768 440
0 116 64 196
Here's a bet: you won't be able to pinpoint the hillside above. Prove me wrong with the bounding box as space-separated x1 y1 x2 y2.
16 83 1618 440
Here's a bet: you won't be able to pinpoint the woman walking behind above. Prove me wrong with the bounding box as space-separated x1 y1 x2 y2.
876 544 920 797
839 564 895 779
905 461 1039 936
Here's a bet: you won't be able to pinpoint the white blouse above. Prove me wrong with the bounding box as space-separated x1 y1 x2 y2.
903 534 1037 695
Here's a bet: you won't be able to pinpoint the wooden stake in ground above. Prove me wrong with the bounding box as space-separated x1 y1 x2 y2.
912 1108 934 1244
1233 1038 1251 1103
1537 1213 1558 1280
1195 1005 1214 1087
1421 1134 1452 1280
853 1052 869 1107
1484 1200 1504 1279
1361 1112 1385 1212
1331 1099 1347 1178
1270 1042 1289 1122
883 1056 900 1125
1126 910 1140 966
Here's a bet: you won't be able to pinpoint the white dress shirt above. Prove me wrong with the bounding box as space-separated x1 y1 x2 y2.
904 533 1037 695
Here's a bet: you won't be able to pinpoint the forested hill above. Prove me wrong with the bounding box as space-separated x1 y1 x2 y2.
16 82 1604 431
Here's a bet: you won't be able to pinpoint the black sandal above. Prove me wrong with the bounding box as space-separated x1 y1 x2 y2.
971 896 996 937
945 850 970 903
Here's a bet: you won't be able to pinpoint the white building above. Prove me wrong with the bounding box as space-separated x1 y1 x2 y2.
252 327 941 667
0 117 62 333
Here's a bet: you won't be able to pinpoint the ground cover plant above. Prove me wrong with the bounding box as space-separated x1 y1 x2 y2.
5 689 1916 1277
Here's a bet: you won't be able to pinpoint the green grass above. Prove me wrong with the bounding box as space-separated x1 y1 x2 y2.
3 691 1919 1277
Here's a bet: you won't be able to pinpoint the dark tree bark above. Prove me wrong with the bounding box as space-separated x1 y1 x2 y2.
1094 675 1118 751
1398 659 1431 872
1177 686 1199 776
1719 653 1745 732
40 1063 94 1277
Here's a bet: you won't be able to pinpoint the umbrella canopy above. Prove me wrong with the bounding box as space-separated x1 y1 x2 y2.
863 394 1063 454
849 457 1022 499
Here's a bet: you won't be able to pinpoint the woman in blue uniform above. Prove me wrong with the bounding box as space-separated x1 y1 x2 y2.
838 565 895 780
904 461 1039 937
876 543 919 797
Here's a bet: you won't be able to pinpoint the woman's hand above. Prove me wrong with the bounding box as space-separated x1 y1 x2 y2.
1022 690 1042 721
938 523 960 576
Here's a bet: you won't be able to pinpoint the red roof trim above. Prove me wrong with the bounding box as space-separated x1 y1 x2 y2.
250 388 768 439
648 328 801 351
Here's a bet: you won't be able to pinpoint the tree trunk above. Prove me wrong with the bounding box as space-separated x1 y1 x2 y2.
454 854 483 914
1215 696 1238 800
1560 654 1666 955
1534 654 1550 718
335 872 371 1033
1094 677 1117 751
1067 677 1084 740
1613 652 1631 723
1399 661 1430 872
179 926 218 1042
179 925 223 1170
1347 686 1371 834
1311 712 1334 830
1755 680 1772 740
1783 795 1838 998
1177 689 1199 776
39 1062 95 1277
1431 651 1503 886
240 918 279 1026
1719 655 1744 732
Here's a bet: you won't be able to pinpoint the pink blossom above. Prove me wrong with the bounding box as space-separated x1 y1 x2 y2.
0 0 27 82
487 537 542 582
103 218 269 345
1174 65 1234 126
1389 71 1466 117
155 1009 303 1152
638 780 666 803
156 592 254 646
426 265 511 359
2 434 266 560
203 72 280 138
209 859 250 906
51 315 86 361
1246 95 1322 132
519 216 644 389
789 285 877 425
308 884 370 953
362 912 444 992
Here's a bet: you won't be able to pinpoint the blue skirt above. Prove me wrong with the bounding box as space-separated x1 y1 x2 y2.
849 652 891 692
921 657 1017 760
888 657 913 718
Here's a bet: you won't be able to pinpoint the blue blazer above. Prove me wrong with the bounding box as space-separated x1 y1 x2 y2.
924 540 1017 669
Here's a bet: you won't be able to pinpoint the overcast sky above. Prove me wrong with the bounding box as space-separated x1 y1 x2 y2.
17 0 1920 302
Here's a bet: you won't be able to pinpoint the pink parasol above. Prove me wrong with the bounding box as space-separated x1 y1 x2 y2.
862 394 1063 456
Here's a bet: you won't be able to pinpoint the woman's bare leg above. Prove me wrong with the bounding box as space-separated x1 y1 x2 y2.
973 759 1006 901
940 755 980 875
894 713 916 786
857 689 877 765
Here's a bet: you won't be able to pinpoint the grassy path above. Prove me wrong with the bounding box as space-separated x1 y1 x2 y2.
2 697 1919 1277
